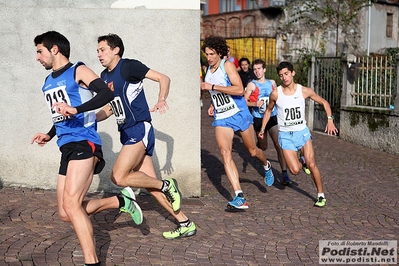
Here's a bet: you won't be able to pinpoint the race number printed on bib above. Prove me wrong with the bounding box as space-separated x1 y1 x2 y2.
283 106 304 127
110 96 126 124
211 91 236 113
258 96 269 113
210 90 240 119
44 86 72 123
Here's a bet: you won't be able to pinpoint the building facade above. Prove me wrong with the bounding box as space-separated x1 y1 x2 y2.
201 0 399 63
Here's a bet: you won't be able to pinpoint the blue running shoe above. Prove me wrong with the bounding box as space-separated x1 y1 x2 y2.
264 161 274 186
282 171 292 185
227 195 248 209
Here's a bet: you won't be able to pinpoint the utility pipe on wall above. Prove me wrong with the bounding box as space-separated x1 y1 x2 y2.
367 1 371 56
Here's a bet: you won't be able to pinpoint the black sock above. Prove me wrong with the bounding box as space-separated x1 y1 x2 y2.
85 262 101 266
117 194 125 208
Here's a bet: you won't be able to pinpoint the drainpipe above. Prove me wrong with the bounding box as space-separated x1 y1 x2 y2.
367 1 371 56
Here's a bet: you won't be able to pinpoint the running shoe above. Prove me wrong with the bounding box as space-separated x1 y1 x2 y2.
163 178 182 212
227 195 249 209
163 222 197 239
282 172 292 185
299 155 311 175
120 187 143 225
264 161 274 186
314 196 326 207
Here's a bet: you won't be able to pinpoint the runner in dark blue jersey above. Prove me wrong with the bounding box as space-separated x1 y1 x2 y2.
96 33 196 240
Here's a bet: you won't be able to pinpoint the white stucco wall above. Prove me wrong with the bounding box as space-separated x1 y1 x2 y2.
0 0 201 197
362 3 399 54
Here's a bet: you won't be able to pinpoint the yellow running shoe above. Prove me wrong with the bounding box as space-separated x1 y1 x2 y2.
314 196 326 207
163 222 197 239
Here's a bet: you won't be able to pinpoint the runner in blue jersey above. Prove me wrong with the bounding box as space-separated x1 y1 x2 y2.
200 36 274 211
31 31 143 266
258 61 338 207
96 33 196 240
244 59 292 186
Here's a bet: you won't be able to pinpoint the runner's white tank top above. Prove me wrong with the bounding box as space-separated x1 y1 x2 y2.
205 59 246 120
276 84 307 132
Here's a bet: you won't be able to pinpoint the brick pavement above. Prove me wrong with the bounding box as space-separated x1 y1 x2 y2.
0 106 398 265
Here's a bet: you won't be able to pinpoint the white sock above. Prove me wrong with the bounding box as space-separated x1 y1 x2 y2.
264 161 271 170
161 180 169 192
318 193 325 198
179 220 191 227
235 190 243 196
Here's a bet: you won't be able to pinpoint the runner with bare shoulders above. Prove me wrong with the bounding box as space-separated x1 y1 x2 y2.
201 36 275 211
258 61 338 207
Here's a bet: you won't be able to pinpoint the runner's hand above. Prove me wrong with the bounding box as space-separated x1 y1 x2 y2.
258 130 265 139
52 102 77 116
325 121 338 135
150 99 169 113
31 133 51 147
208 105 214 116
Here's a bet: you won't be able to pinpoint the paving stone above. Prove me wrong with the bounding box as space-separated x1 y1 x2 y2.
0 106 398 265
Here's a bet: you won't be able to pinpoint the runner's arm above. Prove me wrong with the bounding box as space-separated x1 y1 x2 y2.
53 66 114 116
96 104 113 122
75 76 114 113
145 69 170 113
203 61 244 96
302 86 338 135
258 90 277 138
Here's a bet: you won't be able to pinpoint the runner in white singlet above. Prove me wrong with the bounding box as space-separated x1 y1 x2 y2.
201 36 275 211
258 61 338 208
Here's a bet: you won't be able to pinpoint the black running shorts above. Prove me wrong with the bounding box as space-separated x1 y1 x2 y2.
58 140 105 175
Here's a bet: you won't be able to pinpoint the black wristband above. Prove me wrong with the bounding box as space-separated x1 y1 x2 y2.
212 84 215 91
47 125 56 140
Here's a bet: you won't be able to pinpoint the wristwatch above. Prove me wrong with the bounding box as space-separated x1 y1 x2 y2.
327 115 334 120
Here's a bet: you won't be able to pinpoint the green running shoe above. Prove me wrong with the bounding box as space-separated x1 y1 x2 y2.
299 155 311 175
163 222 197 239
302 165 311 175
164 178 182 212
314 196 326 207
120 187 143 225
